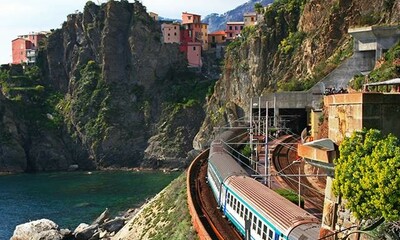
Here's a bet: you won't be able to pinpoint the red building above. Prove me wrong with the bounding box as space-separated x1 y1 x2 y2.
12 32 47 64
180 12 203 67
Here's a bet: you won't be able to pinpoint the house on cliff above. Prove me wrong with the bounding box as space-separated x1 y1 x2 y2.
11 32 48 64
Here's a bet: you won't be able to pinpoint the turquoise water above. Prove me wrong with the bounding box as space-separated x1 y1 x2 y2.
0 171 180 239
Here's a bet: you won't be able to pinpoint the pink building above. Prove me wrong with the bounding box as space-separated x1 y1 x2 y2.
225 22 244 40
12 32 46 64
182 12 202 42
161 23 180 43
187 42 202 67
180 12 203 67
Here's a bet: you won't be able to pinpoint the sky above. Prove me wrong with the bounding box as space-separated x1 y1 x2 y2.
0 0 248 64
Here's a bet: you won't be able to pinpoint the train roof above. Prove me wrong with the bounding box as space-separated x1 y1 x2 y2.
225 175 320 238
209 141 248 182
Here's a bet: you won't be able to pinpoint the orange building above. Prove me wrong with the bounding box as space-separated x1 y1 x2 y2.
12 32 47 64
208 31 226 49
201 23 209 51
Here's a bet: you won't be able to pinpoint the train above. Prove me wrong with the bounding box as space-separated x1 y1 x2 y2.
206 131 320 240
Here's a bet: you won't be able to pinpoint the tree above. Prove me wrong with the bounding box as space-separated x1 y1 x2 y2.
333 129 400 221
254 3 264 14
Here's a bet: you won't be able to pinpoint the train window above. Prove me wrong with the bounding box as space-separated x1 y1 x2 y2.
244 208 248 220
233 198 237 210
240 204 244 218
262 224 267 239
268 229 274 240
252 216 257 231
249 212 253 222
257 219 262 235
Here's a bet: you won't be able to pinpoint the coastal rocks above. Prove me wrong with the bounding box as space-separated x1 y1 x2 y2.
11 219 63 240
71 209 133 240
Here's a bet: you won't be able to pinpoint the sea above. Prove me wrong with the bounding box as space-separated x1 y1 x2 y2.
0 170 180 239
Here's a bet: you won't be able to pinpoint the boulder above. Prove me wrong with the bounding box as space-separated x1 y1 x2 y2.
101 217 125 233
92 208 110 225
74 223 98 240
11 219 59 240
33 229 63 240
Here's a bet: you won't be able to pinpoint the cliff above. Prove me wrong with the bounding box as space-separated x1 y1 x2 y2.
0 0 207 172
194 0 400 149
42 0 208 169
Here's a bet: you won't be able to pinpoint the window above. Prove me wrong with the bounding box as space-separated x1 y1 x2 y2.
241 26 244 30
174 32 177 36
193 46 196 51
235 26 238 30
174 26 176 29
252 216 257 231
229 33 232 37
262 225 268 239
240 204 244 218
229 26 232 30
168 33 170 36
268 229 274 240
188 16 192 20
244 208 248 220
257 220 262 235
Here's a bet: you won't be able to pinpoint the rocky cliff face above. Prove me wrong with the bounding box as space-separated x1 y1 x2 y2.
41 0 205 169
0 0 206 172
194 0 400 148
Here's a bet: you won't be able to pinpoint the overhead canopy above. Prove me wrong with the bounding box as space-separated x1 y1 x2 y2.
364 78 400 86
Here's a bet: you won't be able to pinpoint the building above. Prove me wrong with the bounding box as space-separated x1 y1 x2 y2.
208 31 226 49
161 23 180 43
12 32 47 64
226 22 244 40
200 23 209 51
149 12 158 21
187 42 202 67
244 12 257 26
182 12 202 42
181 12 203 67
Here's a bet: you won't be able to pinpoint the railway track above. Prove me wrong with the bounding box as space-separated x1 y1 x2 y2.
187 152 242 240
272 135 324 214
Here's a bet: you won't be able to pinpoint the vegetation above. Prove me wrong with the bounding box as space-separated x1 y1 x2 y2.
275 188 304 208
127 173 198 239
0 66 64 131
333 129 400 221
61 60 110 146
164 72 215 111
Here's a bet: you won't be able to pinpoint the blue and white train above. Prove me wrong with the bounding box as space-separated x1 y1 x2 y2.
207 136 320 240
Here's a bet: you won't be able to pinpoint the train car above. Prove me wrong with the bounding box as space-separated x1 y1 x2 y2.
223 175 320 240
207 140 248 208
206 130 321 240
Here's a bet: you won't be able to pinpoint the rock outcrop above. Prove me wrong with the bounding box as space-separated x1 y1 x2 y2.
194 0 400 148
0 1 206 172
11 219 64 240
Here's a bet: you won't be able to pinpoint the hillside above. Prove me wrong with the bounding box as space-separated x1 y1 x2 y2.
194 0 400 148
203 0 273 32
